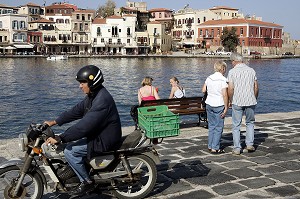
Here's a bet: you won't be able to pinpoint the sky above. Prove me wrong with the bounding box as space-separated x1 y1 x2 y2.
2 0 300 39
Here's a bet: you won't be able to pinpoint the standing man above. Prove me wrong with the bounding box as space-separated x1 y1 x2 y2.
45 65 122 196
227 53 259 155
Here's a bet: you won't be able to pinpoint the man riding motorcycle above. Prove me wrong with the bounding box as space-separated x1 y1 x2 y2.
45 65 122 196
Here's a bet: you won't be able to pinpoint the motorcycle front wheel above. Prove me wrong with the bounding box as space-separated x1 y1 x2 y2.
112 154 157 199
0 165 44 199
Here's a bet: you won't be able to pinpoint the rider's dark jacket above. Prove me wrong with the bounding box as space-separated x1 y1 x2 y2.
55 85 122 159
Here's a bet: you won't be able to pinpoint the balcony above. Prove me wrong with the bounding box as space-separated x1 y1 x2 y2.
127 34 132 37
105 42 125 47
137 42 149 46
185 34 192 38
186 22 192 28
112 35 119 38
203 35 214 39
153 33 159 37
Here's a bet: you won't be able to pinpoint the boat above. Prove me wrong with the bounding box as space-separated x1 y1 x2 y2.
46 55 68 61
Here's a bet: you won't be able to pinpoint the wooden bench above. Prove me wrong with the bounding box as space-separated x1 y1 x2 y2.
140 96 207 127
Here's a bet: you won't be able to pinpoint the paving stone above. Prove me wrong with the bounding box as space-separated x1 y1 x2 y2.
261 146 290 154
276 160 300 170
266 185 299 197
186 172 236 186
157 148 182 156
225 168 262 179
160 155 182 162
171 189 215 199
212 183 247 196
160 180 193 195
202 163 227 175
221 160 257 169
0 157 6 164
255 165 286 174
161 166 205 180
238 177 276 189
267 152 300 161
247 156 278 165
238 190 273 198
267 171 300 183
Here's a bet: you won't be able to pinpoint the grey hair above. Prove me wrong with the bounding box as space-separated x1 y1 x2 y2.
230 52 244 62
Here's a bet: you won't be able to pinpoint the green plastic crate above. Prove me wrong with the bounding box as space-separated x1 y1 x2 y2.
138 105 180 138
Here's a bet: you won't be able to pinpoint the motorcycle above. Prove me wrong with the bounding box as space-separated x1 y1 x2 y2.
0 123 160 199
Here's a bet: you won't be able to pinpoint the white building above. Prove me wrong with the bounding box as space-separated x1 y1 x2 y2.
91 15 137 55
147 21 172 53
172 7 219 48
0 13 33 53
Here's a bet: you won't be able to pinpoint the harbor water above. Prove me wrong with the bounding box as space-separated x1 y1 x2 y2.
0 57 299 139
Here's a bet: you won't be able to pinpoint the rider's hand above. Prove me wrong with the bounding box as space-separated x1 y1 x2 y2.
45 137 58 145
44 120 57 127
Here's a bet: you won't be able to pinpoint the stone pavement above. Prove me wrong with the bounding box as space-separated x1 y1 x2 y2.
1 111 300 199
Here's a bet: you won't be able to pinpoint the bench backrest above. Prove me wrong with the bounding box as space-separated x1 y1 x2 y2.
140 96 206 115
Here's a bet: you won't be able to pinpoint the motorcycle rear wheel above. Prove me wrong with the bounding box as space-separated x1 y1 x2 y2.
0 165 44 199
112 154 157 199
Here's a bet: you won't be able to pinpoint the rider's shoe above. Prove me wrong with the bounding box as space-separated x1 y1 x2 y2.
69 181 94 196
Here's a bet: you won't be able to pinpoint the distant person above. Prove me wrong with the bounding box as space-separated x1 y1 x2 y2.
227 53 259 155
169 77 185 99
138 77 160 105
202 61 228 154
131 77 160 130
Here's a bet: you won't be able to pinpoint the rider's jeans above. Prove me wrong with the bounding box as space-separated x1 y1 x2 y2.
64 138 91 182
206 104 225 150
232 104 256 150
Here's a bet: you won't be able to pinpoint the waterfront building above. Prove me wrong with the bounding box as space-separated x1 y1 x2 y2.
148 8 173 35
147 21 172 53
91 15 137 55
71 9 95 54
209 6 244 20
28 18 55 54
172 5 219 49
0 12 33 54
115 1 149 31
43 2 76 54
18 3 43 22
198 18 283 55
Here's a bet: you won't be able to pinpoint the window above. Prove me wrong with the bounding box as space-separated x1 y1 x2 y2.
88 14 91 20
97 27 101 36
82 14 85 21
0 21 2 28
117 39 121 43
240 28 243 35
203 17 206 22
127 27 131 35
76 14 80 19
127 39 130 43
12 20 18 29
101 38 104 42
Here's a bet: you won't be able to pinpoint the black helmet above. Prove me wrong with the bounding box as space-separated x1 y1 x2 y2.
76 65 104 90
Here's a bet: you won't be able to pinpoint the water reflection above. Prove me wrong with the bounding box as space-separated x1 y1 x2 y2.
0 57 300 139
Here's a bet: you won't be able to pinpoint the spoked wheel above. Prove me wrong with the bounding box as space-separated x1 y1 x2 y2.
112 154 157 199
0 165 44 199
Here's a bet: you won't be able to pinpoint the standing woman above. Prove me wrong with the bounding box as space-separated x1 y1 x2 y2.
202 61 228 154
169 77 185 99
138 77 160 105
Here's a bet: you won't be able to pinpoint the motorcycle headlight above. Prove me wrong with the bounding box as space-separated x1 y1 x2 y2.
18 133 28 152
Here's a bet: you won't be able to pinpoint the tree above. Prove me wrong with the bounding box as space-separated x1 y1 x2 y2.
220 27 239 52
96 0 116 18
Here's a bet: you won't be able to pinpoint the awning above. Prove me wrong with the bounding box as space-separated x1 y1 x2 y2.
14 44 34 49
92 44 105 47
5 46 16 50
183 42 200 45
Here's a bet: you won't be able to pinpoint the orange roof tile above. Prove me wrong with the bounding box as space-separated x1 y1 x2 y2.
73 9 95 13
149 8 172 12
200 19 282 27
93 18 106 24
28 18 54 23
106 15 123 19
210 6 238 11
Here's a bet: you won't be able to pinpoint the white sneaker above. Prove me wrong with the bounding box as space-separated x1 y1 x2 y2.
243 145 255 153
232 149 241 155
